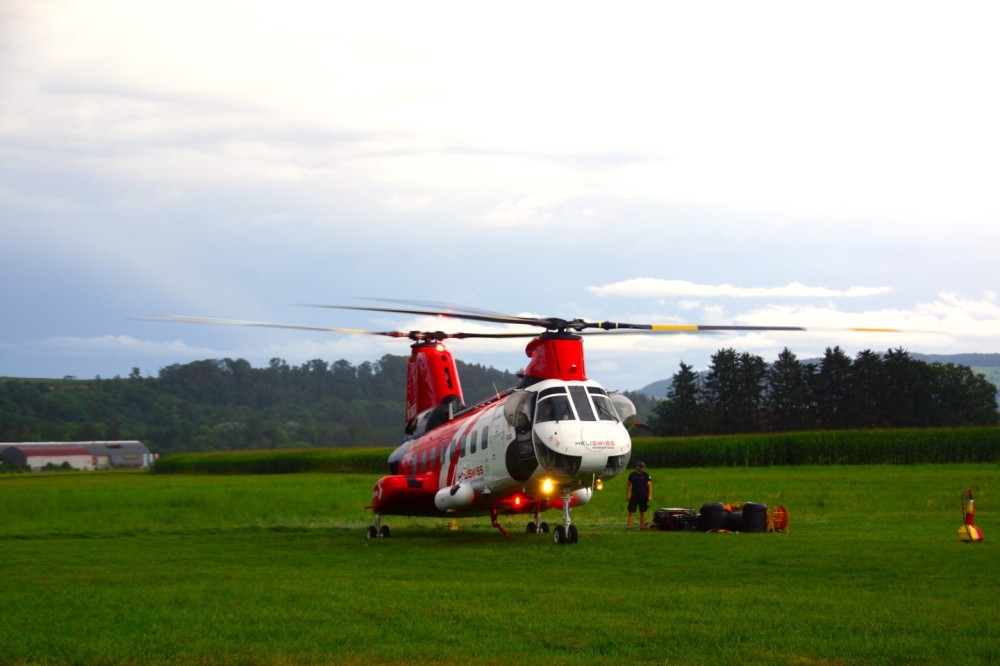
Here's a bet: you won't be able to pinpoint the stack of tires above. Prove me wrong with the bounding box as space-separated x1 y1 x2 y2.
697 502 768 533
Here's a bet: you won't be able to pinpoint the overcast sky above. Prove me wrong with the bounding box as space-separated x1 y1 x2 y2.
2 1 999 393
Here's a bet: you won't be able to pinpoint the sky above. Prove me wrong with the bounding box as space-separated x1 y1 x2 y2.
2 0 999 393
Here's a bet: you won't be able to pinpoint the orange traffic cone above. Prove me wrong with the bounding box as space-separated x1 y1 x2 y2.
957 489 984 543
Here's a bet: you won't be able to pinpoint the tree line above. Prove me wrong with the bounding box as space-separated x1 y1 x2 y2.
0 355 520 452
646 346 998 436
2 347 995 452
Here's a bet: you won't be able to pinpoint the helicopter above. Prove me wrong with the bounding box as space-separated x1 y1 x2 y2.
146 301 906 545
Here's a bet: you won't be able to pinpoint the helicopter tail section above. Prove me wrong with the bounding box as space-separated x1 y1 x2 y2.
406 342 465 423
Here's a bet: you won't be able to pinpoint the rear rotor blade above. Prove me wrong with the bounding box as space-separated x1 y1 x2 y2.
133 315 538 342
303 303 551 328
133 315 410 337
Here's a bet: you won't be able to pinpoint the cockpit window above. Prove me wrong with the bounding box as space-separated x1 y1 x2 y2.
536 395 574 423
588 387 620 421
568 386 596 421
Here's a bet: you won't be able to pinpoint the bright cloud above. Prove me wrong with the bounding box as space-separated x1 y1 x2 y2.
2 2 999 387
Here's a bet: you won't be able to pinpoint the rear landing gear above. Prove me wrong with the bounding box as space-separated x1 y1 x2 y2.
526 521 550 534
526 504 549 534
366 514 390 539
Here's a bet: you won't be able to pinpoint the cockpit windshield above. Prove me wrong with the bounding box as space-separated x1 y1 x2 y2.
536 393 573 423
588 387 620 421
533 385 621 424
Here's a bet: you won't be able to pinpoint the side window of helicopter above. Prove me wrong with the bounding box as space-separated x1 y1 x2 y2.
470 430 478 454
481 426 489 450
568 386 596 421
588 387 619 421
460 434 467 457
440 444 447 466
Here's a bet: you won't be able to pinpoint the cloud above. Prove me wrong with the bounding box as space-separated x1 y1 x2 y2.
588 279 893 299
25 335 222 359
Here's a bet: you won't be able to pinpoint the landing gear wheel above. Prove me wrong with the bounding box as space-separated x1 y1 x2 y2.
527 521 551 535
379 525 391 538
568 524 579 544
553 525 567 545
366 525 377 539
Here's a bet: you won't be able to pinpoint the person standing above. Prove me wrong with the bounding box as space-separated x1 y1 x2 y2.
626 461 652 529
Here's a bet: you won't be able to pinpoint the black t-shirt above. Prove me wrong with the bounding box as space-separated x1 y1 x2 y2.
628 470 651 500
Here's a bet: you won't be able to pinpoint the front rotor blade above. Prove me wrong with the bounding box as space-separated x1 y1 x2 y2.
586 321 909 334
592 321 809 333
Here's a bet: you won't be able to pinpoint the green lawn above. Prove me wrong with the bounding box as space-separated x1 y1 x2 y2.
1 465 996 664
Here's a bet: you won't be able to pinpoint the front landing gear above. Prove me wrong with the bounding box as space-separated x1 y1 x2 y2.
552 524 578 544
366 514 390 539
552 490 579 545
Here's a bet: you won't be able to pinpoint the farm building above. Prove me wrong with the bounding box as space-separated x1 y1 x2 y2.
0 440 154 470
84 441 155 469
1 444 95 471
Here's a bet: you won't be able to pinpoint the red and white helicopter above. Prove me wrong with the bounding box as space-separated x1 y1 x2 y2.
149 301 903 545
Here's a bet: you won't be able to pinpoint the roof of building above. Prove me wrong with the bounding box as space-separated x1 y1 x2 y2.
6 445 92 457
0 440 149 454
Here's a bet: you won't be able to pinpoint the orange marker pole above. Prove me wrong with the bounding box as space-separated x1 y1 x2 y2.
957 489 984 543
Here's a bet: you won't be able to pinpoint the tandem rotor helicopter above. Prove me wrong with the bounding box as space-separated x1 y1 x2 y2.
147 301 904 545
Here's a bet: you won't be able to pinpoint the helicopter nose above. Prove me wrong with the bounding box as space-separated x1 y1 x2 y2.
533 421 628 477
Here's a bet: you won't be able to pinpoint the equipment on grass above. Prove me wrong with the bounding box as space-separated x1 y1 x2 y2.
768 505 789 532
652 508 697 531
654 503 779 533
957 489 984 543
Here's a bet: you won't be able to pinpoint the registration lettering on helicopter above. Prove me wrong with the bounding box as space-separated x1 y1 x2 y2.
457 465 486 481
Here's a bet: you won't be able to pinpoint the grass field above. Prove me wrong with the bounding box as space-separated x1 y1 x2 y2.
1 465 997 665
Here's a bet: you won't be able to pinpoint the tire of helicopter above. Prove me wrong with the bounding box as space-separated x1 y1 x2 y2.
568 524 579 544
379 524 391 538
526 521 537 534
553 525 566 545
366 525 377 539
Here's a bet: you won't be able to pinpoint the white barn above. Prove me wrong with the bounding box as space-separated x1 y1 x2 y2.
0 441 154 470
1 444 95 471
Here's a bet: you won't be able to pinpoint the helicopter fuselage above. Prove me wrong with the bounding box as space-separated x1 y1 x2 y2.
369 334 635 525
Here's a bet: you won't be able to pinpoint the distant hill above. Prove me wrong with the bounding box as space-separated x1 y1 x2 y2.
638 352 1000 399
911 353 1000 367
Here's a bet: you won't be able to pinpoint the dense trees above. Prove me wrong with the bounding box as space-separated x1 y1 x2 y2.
648 347 998 436
0 355 519 452
3 346 996 452
646 362 702 436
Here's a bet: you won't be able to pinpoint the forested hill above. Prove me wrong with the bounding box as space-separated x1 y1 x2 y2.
3 350 995 454
0 355 522 453
912 352 1000 367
